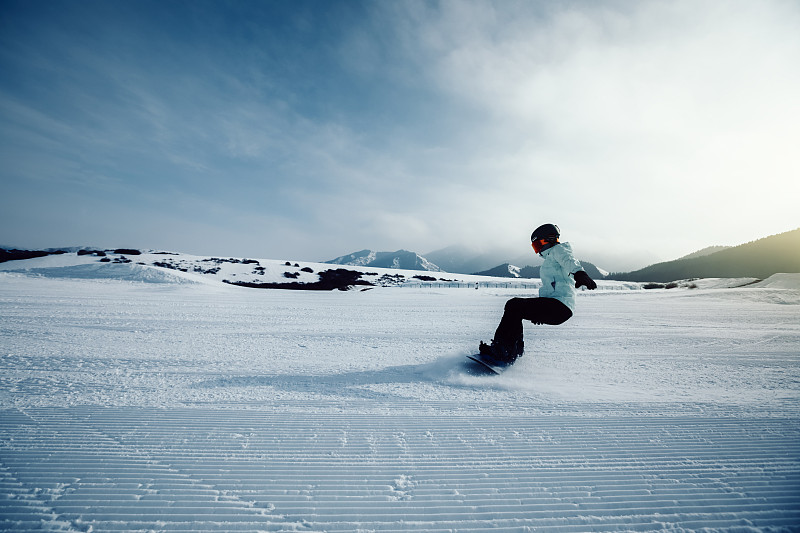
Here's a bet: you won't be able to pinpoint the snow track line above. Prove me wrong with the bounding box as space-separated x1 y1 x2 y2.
2 406 798 532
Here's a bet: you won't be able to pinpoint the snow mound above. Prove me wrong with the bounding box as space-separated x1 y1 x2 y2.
687 277 760 289
15 263 197 284
752 272 800 289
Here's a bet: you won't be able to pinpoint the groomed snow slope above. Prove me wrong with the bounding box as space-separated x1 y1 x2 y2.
1 267 799 532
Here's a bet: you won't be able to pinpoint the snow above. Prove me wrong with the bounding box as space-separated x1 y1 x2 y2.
753 273 800 289
0 251 640 290
1 254 799 532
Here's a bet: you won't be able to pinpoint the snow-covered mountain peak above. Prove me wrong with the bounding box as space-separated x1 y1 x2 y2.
326 249 441 272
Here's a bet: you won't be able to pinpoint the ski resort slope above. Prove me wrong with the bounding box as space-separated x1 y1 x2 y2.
1 270 799 532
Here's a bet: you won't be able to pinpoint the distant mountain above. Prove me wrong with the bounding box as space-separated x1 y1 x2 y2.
607 228 800 282
425 244 543 274
473 263 522 278
678 246 731 260
326 249 441 272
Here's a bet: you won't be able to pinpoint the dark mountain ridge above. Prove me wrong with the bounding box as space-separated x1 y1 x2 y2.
607 228 800 282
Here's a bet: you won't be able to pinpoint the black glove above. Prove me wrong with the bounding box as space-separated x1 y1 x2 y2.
574 270 597 290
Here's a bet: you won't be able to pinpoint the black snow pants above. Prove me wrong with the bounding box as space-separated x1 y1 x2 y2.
493 297 573 355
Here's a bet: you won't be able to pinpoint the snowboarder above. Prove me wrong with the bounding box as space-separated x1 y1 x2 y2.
478 224 597 366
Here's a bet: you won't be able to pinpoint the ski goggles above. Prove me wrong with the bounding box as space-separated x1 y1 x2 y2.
531 238 557 254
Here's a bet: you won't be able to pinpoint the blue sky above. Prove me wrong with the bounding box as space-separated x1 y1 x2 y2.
2 0 799 271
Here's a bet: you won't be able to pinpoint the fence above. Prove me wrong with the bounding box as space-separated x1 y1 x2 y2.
396 281 542 290
393 280 643 291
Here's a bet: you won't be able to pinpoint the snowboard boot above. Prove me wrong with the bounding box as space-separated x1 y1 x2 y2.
478 339 524 366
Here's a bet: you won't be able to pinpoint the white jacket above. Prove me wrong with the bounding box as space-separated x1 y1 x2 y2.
538 242 583 312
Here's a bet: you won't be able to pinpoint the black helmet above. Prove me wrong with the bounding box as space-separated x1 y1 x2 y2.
531 223 560 254
531 223 560 242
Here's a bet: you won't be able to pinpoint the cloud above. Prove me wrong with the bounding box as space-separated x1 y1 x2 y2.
2 0 799 269
353 0 800 261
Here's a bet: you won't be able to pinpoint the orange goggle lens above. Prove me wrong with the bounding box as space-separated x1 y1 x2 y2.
532 238 557 254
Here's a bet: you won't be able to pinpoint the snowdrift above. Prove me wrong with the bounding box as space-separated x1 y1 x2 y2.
6 262 198 284
752 272 800 289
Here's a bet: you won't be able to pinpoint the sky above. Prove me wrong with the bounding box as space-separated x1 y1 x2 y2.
1 0 799 272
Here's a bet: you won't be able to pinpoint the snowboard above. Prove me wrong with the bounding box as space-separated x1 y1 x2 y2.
465 353 511 375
